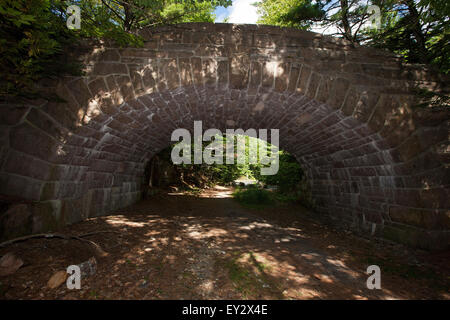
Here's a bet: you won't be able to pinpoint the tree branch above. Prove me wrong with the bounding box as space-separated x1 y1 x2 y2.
0 231 120 257
101 0 125 23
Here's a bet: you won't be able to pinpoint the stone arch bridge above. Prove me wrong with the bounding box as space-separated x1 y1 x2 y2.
0 23 448 249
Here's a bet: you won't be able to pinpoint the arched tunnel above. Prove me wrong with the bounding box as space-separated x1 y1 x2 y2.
0 23 449 251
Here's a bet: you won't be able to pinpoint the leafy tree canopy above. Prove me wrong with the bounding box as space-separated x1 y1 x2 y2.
0 0 231 96
256 0 449 74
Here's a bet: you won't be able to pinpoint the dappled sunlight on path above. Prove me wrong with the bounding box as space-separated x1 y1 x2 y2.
1 186 448 300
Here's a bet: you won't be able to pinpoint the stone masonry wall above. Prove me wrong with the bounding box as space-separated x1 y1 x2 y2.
0 23 448 249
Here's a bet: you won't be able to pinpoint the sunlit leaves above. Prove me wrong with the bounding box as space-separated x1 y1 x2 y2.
0 0 230 96
0 0 77 95
256 0 318 29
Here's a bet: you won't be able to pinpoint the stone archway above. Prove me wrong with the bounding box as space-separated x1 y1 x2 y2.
0 23 448 249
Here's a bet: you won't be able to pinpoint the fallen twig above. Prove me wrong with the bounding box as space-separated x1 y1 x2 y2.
0 231 120 257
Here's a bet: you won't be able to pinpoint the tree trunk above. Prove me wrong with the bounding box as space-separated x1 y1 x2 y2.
339 0 353 43
404 0 429 64
120 1 133 31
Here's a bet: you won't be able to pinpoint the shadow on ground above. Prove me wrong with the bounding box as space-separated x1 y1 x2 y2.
0 186 449 300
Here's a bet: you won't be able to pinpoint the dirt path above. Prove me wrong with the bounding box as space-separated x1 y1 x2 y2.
0 186 449 300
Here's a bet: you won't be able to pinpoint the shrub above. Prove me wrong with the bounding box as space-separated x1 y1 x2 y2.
232 186 272 206
254 151 303 193
0 0 79 96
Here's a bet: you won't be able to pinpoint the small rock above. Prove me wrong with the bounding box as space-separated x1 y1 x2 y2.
139 280 149 288
77 257 97 278
0 252 23 276
312 273 333 283
47 271 68 289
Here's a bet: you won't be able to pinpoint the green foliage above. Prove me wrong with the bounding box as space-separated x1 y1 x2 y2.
256 0 323 29
0 0 80 96
76 0 144 47
168 134 304 188
166 135 249 186
233 186 272 207
223 252 270 298
232 183 313 208
164 133 312 207
254 151 303 193
97 0 231 30
160 1 216 23
256 0 449 74
365 0 450 74
270 191 299 204
256 0 373 42
279 1 325 27
0 0 231 96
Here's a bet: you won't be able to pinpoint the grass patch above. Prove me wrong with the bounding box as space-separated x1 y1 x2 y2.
183 186 202 196
89 290 99 299
233 186 272 208
249 252 272 273
223 252 279 299
270 192 298 204
225 254 262 298
233 185 299 208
